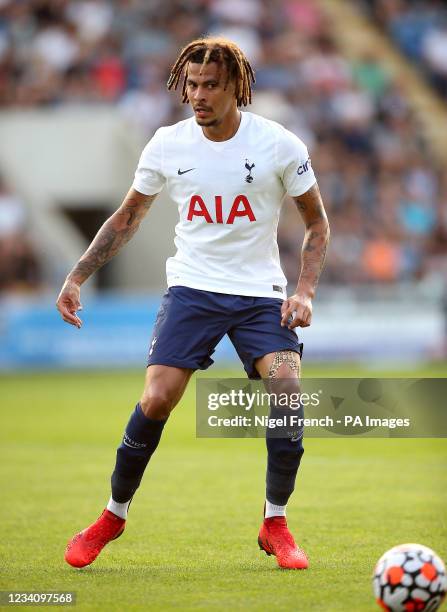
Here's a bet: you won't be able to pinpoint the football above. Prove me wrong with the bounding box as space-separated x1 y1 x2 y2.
373 544 447 611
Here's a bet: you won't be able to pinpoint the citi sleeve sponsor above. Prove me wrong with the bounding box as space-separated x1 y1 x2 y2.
297 157 312 175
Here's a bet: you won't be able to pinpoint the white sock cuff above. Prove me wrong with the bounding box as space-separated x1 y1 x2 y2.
265 499 287 518
107 496 130 520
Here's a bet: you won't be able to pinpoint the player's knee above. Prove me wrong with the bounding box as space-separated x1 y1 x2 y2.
268 376 301 403
140 388 175 420
265 351 301 396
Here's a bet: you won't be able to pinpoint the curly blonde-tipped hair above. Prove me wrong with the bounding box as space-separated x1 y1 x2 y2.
167 36 255 106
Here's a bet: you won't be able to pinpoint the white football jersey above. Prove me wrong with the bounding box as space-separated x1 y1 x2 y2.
133 111 316 298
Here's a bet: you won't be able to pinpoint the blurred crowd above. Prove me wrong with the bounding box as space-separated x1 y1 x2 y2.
361 0 447 99
0 174 41 292
0 0 445 292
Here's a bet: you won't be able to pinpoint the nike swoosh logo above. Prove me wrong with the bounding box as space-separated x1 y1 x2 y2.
178 168 195 175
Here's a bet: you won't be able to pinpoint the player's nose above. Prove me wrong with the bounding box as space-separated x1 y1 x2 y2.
194 86 207 101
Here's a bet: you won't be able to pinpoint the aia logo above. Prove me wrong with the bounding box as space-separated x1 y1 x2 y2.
187 195 256 224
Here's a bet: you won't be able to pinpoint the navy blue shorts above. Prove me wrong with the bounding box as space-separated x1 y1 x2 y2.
147 286 303 379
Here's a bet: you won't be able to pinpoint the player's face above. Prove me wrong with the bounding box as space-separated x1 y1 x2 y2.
186 62 237 127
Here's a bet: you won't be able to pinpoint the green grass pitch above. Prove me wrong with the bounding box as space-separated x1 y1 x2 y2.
0 362 446 611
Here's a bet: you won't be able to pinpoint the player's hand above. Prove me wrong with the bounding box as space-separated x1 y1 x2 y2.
56 279 83 328
281 293 312 329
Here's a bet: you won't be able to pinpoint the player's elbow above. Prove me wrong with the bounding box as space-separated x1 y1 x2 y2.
306 217 330 239
318 215 330 239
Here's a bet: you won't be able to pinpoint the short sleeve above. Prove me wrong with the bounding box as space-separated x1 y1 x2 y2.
278 127 316 197
132 128 166 195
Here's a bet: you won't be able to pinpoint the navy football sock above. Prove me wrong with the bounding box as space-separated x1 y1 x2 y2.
111 403 167 503
265 406 304 506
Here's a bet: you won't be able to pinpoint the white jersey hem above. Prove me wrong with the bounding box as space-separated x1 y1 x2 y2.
167 277 287 299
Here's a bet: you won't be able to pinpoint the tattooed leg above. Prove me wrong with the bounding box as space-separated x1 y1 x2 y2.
255 350 304 508
268 350 300 379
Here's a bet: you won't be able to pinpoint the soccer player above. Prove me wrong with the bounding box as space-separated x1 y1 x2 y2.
56 37 330 570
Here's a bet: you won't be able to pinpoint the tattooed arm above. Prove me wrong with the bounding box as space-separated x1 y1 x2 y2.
56 188 157 328
280 182 330 329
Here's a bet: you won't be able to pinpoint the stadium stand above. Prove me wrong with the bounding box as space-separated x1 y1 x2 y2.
360 0 447 99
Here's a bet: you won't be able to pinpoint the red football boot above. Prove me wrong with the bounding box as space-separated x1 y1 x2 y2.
64 509 125 568
258 516 309 569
